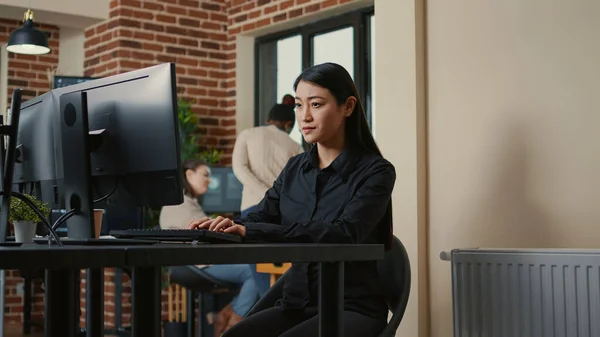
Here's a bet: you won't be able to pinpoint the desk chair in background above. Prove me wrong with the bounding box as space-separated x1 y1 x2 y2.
168 266 240 337
245 235 411 336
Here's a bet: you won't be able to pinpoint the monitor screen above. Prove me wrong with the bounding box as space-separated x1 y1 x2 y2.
202 167 243 214
53 76 97 89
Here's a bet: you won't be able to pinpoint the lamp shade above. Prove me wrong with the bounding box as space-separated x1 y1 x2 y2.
7 11 50 55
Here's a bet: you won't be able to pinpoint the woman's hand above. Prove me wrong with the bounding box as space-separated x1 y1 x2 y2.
223 224 246 237
187 217 213 230
209 216 234 231
187 216 246 237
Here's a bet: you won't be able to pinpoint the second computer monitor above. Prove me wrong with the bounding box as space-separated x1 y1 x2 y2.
14 63 183 238
53 63 183 207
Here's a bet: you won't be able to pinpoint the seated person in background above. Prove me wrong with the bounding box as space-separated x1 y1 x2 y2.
188 62 396 337
232 103 303 296
160 159 260 336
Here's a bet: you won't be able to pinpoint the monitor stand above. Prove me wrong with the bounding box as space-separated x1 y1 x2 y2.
59 91 94 238
0 89 22 243
58 91 107 337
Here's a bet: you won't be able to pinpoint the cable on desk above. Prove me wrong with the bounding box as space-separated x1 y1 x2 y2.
93 177 118 204
51 209 76 230
0 191 62 246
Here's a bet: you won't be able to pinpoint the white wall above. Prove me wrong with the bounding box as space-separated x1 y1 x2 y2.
0 0 108 19
427 0 600 336
374 0 427 336
0 0 107 29
58 26 85 76
236 35 255 134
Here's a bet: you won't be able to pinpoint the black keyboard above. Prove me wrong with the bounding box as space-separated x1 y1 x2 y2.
109 229 242 243
32 237 157 246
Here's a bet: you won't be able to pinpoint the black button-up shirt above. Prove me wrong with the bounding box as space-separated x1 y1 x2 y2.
240 145 396 321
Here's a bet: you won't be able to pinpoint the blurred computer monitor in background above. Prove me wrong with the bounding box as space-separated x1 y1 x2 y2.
201 167 243 214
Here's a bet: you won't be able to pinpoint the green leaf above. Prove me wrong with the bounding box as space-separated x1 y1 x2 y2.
9 194 50 223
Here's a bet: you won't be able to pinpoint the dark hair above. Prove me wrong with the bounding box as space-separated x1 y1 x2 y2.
293 62 382 156
293 62 393 249
267 103 295 123
281 94 295 106
182 159 207 197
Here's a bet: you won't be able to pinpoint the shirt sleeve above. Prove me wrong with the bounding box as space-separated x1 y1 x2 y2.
236 162 286 228
232 130 272 193
242 161 396 244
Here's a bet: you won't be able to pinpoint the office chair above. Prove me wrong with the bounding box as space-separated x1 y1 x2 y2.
245 235 411 337
168 266 240 337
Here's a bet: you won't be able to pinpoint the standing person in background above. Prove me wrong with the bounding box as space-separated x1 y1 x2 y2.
281 94 295 106
232 103 303 296
232 103 302 217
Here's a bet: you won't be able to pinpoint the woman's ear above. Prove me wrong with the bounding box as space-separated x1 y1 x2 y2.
185 169 194 182
344 97 357 117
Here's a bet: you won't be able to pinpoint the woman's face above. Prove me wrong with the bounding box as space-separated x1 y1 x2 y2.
294 80 355 145
186 165 211 196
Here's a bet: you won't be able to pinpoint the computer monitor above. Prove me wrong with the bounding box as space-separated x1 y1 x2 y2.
53 75 97 89
12 92 63 209
13 63 183 238
201 167 243 214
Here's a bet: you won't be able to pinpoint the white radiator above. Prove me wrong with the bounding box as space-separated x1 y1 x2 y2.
441 249 600 337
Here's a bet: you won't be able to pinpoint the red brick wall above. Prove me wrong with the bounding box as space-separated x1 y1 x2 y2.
82 0 353 165
0 19 59 324
227 0 350 34
83 0 235 164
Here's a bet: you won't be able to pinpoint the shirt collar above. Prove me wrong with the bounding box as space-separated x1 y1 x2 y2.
301 145 362 182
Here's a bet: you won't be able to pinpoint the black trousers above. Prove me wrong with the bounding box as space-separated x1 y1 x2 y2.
223 307 385 337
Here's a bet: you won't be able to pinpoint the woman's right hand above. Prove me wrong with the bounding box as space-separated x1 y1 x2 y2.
187 217 213 230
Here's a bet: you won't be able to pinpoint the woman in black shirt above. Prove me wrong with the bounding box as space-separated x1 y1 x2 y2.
188 62 396 337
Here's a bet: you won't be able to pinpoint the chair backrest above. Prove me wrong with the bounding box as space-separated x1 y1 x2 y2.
246 236 412 336
376 235 411 337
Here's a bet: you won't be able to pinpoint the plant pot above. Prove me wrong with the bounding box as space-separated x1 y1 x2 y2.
163 321 187 337
13 220 37 243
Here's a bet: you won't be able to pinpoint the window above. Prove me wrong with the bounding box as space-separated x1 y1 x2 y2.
255 7 375 146
312 27 355 79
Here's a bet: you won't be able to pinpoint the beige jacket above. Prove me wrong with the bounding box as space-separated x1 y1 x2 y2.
159 194 207 229
232 125 303 211
159 194 208 269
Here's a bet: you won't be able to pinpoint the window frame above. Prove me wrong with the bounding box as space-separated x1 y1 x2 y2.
253 7 375 128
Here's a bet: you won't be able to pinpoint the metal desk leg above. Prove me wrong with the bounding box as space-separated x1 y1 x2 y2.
86 268 104 337
45 269 79 337
197 293 203 337
0 270 4 337
114 269 123 333
318 262 344 337
131 267 160 337
23 277 31 335
186 290 194 337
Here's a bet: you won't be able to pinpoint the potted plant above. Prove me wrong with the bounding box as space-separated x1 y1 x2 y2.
9 194 50 243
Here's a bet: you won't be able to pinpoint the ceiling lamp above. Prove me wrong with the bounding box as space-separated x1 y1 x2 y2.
7 9 51 55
